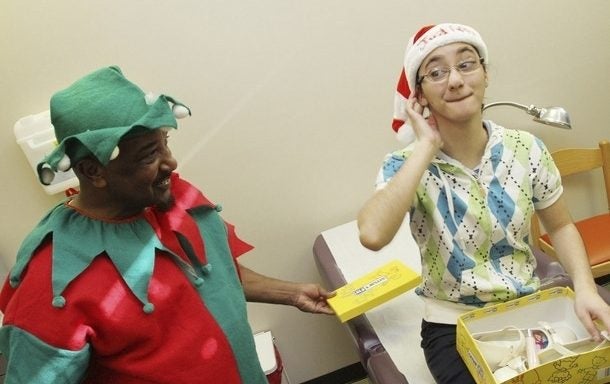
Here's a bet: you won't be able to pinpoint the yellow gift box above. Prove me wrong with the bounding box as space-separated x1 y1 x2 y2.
457 287 610 384
327 259 421 322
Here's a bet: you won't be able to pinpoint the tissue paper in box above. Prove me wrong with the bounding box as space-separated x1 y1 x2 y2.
457 287 610 384
327 259 421 322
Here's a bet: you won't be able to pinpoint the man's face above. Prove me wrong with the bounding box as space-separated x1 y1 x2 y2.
102 128 177 216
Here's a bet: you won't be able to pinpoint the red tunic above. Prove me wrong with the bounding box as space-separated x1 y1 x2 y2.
0 174 267 383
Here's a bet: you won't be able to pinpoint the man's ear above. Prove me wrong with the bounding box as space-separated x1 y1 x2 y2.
74 158 107 188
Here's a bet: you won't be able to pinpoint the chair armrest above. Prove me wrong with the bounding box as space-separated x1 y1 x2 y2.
312 236 383 362
532 246 610 304
312 235 347 291
313 235 409 383
366 351 409 384
342 314 408 383
532 247 565 281
343 315 385 365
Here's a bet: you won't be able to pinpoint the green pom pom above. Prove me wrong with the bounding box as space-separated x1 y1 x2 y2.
201 263 212 274
214 204 223 212
9 277 20 288
143 302 155 314
52 296 66 308
194 277 204 287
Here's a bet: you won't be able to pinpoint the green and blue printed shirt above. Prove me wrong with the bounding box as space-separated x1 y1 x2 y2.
376 121 562 310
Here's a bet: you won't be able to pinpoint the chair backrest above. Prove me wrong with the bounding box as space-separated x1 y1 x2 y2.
551 140 610 211
530 140 610 250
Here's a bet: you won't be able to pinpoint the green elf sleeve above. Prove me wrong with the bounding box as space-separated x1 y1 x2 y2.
0 325 90 383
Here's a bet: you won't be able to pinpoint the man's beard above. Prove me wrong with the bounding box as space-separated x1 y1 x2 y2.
155 194 176 212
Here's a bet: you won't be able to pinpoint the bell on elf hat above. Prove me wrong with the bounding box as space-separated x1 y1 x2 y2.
38 65 191 185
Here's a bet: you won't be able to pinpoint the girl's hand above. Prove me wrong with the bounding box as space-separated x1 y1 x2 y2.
405 96 442 150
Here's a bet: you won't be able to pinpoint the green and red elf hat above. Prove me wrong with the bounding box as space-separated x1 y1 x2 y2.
38 66 191 185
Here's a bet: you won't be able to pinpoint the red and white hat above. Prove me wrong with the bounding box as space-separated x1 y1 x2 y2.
392 23 489 143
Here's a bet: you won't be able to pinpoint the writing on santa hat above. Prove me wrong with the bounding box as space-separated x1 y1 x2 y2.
414 24 478 52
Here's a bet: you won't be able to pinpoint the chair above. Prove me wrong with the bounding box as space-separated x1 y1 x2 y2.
530 140 610 278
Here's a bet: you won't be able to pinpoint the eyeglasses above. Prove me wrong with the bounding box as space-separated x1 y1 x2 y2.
418 58 484 84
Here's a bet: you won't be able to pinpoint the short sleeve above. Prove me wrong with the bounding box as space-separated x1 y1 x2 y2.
0 326 90 383
375 149 410 190
225 222 254 259
531 137 563 210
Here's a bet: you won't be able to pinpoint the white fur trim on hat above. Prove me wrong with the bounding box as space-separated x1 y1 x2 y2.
405 23 488 95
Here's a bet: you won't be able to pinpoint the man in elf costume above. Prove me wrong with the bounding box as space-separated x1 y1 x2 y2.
0 66 334 383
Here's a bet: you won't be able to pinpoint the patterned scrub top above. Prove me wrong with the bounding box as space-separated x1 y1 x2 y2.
376 121 562 307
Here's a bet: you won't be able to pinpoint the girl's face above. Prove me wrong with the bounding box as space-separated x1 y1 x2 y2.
416 42 487 126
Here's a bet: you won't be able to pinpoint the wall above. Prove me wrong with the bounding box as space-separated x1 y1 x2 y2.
1 1 609 382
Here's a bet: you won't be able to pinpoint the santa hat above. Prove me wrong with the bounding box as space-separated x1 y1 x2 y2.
392 23 488 143
38 66 191 185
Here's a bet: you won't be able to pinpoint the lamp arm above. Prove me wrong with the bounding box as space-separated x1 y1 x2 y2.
483 100 571 129
483 101 544 118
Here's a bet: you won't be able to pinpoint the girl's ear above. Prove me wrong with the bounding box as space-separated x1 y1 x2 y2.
74 158 107 188
416 87 429 107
